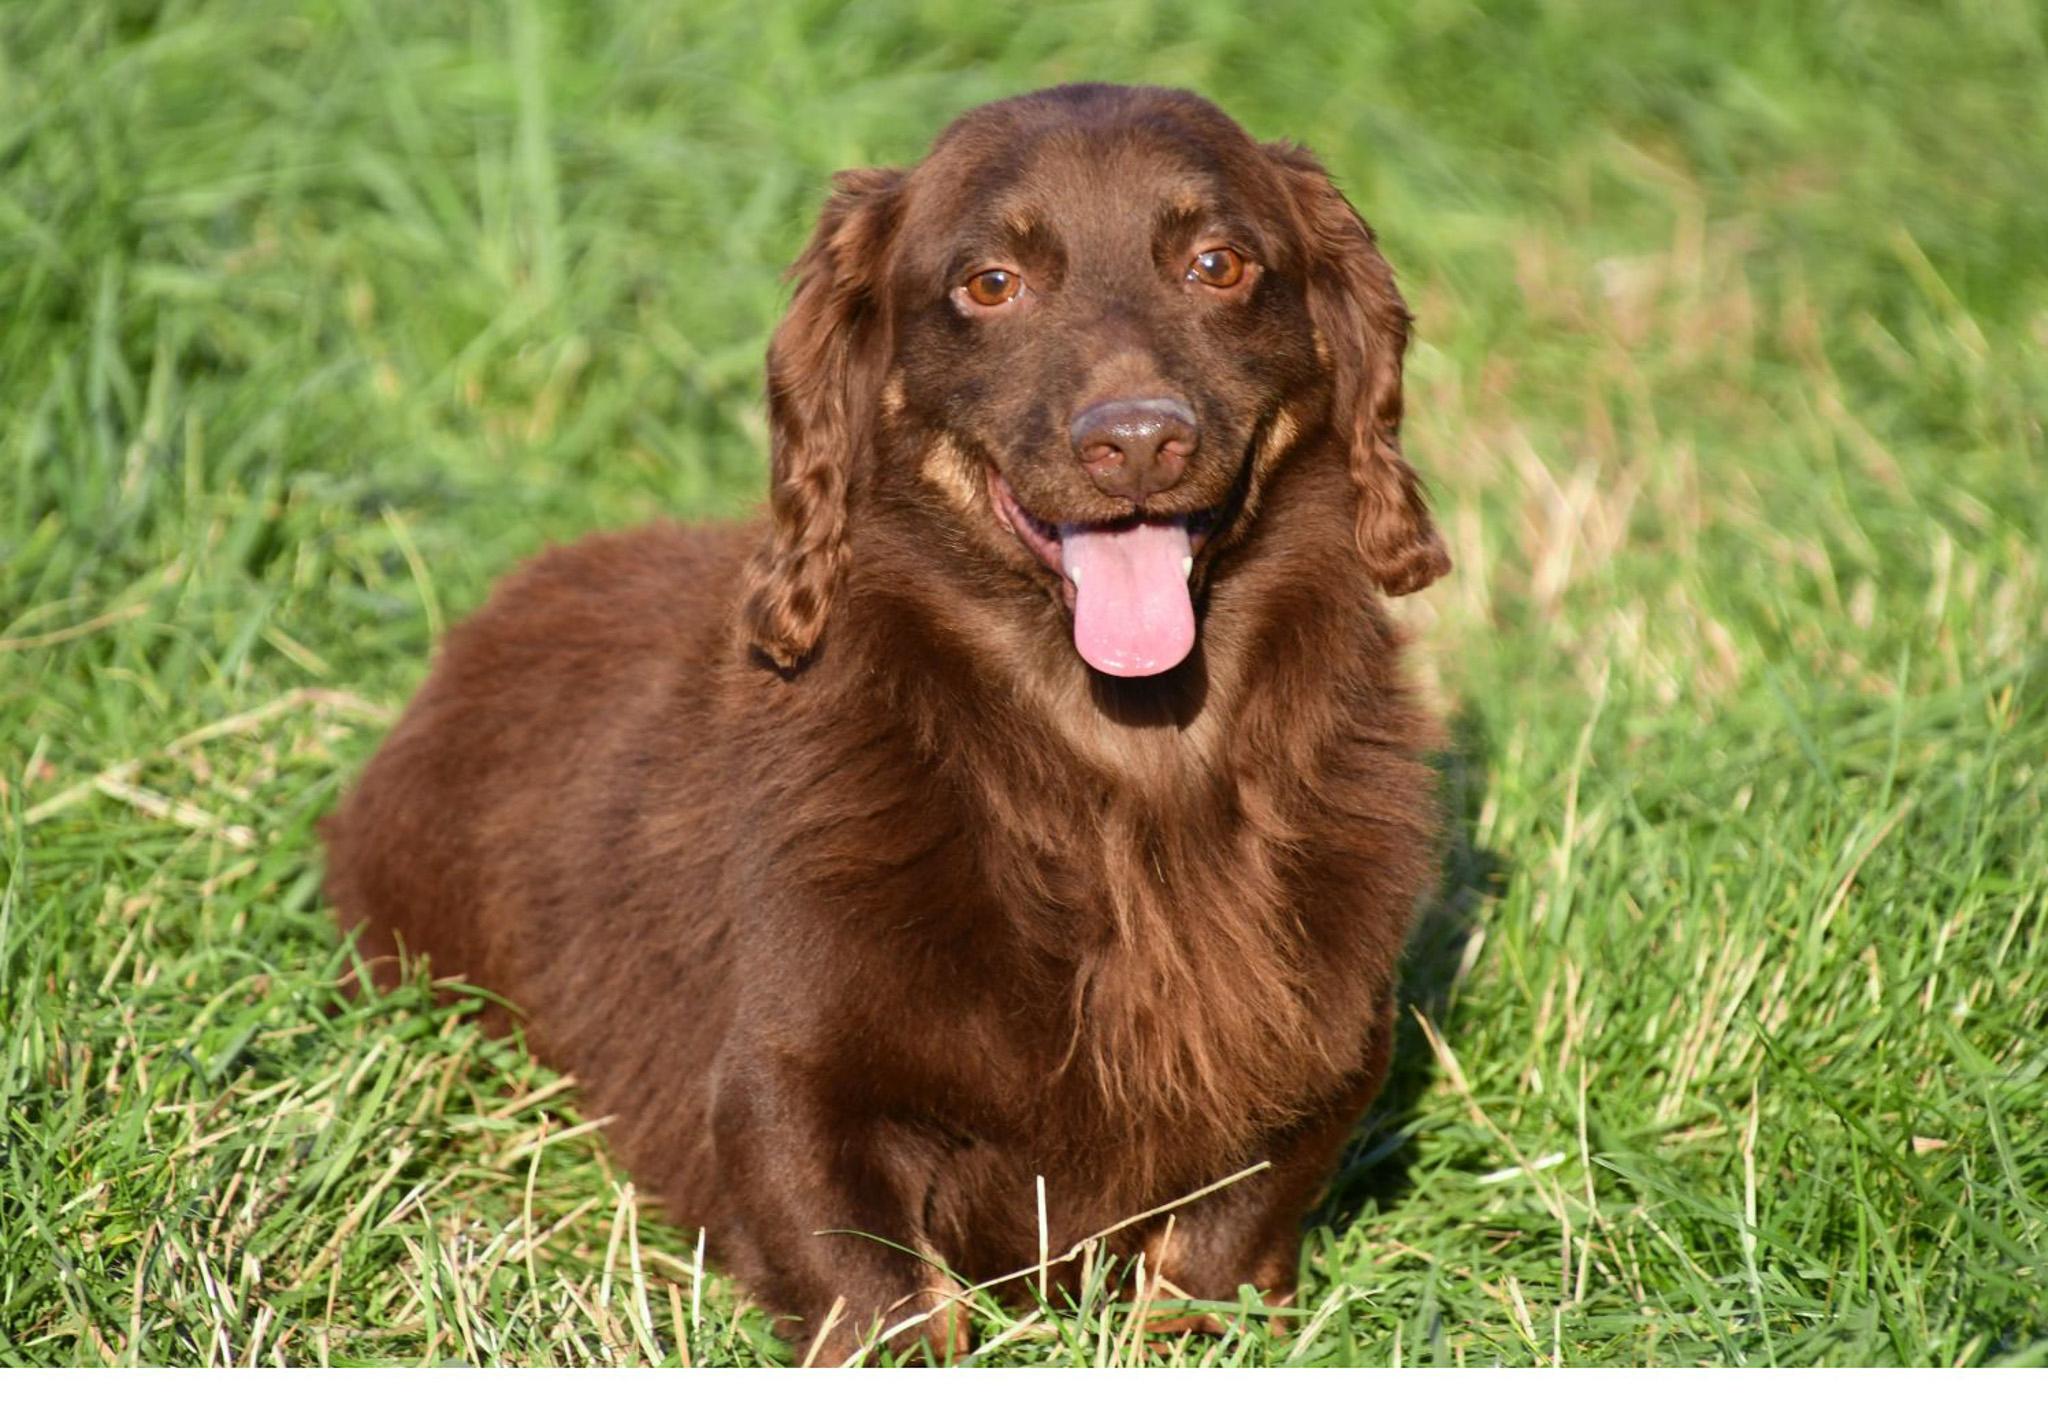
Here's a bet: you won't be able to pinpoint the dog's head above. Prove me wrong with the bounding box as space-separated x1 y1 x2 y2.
742 84 1449 678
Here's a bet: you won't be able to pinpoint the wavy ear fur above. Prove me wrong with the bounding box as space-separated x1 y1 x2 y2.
1268 143 1449 596
742 167 904 672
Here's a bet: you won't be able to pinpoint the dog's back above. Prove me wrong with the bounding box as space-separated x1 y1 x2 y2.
322 522 754 1223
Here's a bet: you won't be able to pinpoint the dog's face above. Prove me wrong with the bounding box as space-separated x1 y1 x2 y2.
886 93 1324 678
742 85 1449 679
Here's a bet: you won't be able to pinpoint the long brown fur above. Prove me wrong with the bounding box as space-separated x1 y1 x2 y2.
323 84 1449 1364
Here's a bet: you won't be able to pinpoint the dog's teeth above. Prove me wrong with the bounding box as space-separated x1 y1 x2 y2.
1181 556 1194 578
1068 566 1082 586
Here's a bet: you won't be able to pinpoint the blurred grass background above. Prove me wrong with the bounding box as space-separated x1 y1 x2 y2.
2 0 2044 1367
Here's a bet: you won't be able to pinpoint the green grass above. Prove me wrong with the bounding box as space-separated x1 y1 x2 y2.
4 0 2045 1368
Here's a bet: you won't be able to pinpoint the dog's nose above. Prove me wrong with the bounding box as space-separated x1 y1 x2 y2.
1069 397 1198 503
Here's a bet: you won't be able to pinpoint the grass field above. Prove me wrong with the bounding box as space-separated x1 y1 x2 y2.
4 0 2046 1368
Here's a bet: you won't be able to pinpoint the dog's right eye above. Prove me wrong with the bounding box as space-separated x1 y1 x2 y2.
962 269 1024 307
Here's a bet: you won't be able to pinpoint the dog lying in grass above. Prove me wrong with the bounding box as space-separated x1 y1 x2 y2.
323 83 1448 1363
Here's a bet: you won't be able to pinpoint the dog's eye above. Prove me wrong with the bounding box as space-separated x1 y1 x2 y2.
1186 248 1246 289
962 269 1024 306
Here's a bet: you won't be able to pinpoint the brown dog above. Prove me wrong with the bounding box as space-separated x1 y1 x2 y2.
323 83 1449 1363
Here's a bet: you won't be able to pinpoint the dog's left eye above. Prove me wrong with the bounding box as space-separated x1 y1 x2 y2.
1186 247 1246 288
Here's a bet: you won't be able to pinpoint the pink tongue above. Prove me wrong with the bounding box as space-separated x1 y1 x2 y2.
1058 520 1195 677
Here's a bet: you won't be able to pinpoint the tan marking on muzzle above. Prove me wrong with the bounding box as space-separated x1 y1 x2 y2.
918 436 982 514
1254 406 1301 473
1230 403 1306 532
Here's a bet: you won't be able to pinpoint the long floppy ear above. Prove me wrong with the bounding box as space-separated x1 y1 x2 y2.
741 166 904 672
1267 143 1450 595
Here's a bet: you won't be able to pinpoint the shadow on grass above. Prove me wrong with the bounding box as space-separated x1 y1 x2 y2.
1309 702 1509 1235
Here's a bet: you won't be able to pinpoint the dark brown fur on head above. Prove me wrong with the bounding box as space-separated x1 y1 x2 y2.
741 83 1447 673
324 83 1448 1364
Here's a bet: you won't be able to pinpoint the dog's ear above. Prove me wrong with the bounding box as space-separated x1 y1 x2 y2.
742 166 904 672
1267 143 1449 596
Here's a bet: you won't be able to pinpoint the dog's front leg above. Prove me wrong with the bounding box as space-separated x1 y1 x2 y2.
1134 1112 1353 1334
1140 1001 1399 1336
710 1057 970 1366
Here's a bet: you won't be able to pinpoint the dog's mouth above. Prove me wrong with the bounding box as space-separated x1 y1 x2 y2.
990 471 1219 678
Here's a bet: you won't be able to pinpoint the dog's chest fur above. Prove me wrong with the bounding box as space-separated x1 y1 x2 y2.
737 616 1429 1195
